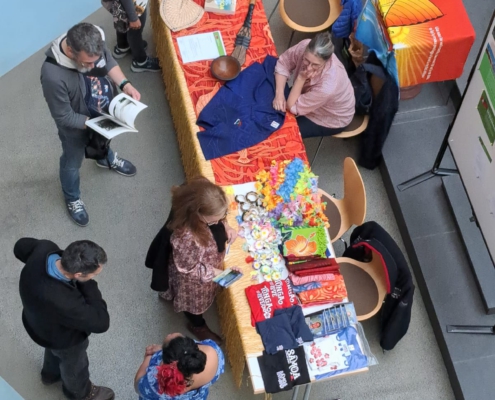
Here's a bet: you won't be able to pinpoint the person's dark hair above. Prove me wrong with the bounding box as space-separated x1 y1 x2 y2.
66 23 104 57
156 336 206 396
61 240 107 275
162 336 206 378
307 32 335 61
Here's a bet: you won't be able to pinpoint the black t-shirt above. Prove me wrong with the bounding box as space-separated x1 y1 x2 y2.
257 346 310 393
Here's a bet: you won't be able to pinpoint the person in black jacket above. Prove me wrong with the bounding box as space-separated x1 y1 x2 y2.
14 238 114 400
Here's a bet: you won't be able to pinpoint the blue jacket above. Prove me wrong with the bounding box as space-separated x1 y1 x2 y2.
332 0 363 38
197 55 285 160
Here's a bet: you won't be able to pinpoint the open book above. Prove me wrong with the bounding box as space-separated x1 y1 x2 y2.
85 93 147 139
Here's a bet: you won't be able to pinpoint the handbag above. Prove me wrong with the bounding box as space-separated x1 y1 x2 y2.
85 128 112 165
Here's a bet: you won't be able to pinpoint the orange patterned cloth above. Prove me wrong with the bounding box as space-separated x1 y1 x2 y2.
169 0 307 185
298 273 348 304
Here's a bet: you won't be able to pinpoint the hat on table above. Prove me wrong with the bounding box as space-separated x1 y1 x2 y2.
159 0 204 32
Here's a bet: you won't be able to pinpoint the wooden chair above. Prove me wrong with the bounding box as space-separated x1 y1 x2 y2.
318 157 366 242
269 0 343 48
337 255 388 321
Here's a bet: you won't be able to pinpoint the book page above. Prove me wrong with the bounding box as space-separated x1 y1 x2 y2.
108 93 148 129
176 31 226 64
85 116 137 140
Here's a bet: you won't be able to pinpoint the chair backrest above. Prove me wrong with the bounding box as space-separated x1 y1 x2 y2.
336 255 387 321
342 157 366 226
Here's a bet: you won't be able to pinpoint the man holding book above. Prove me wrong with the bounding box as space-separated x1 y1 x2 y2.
41 23 140 226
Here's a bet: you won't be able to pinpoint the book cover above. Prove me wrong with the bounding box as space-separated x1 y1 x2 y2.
204 0 236 15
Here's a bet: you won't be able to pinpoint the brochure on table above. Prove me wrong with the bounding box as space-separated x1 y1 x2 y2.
177 31 226 64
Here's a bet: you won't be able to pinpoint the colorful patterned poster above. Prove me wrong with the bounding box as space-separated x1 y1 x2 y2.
375 0 475 87
477 91 495 145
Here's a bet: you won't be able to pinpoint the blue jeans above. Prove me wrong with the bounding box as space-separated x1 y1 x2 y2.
58 130 114 202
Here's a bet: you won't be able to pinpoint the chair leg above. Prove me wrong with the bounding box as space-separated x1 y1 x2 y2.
310 136 324 168
288 30 296 49
268 0 280 23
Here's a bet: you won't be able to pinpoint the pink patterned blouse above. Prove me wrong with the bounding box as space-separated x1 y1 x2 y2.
275 39 355 129
163 228 224 315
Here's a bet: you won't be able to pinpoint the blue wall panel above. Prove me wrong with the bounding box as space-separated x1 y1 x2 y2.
0 0 100 77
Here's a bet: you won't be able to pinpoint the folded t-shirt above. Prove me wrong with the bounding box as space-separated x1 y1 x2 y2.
256 314 299 354
258 346 310 393
245 280 297 326
274 306 313 344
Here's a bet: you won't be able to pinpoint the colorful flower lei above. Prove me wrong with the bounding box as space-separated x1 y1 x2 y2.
255 158 329 229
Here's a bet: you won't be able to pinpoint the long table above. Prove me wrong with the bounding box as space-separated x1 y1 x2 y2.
150 0 369 393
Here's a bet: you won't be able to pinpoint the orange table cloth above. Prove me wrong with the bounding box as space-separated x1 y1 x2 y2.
376 0 475 87
166 0 307 185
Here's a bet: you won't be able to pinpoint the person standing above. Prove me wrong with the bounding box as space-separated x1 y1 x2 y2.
15 238 113 400
153 177 237 345
41 22 139 226
109 0 161 72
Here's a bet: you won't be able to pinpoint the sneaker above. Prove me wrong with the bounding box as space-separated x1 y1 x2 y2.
131 56 161 73
96 153 136 176
187 323 223 346
113 41 148 59
41 372 61 386
83 384 115 400
66 199 89 227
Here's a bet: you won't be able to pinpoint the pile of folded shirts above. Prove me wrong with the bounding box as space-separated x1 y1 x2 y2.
281 227 348 306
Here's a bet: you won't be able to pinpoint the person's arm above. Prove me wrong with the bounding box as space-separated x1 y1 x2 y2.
107 64 141 101
273 40 310 112
273 73 288 111
13 238 41 263
58 280 110 333
171 230 216 283
134 355 152 394
41 68 89 129
119 0 139 22
287 70 331 116
221 220 237 244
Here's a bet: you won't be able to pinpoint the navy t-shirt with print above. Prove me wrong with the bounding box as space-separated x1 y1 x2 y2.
84 76 113 118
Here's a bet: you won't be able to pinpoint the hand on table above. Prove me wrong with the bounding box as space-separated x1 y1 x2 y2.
272 94 287 112
123 83 141 101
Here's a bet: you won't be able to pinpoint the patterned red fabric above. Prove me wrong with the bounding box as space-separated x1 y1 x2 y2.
297 273 348 304
170 0 307 185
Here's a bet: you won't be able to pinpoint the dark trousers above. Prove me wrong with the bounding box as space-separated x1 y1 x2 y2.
184 311 206 327
116 9 147 63
296 116 346 139
41 339 92 399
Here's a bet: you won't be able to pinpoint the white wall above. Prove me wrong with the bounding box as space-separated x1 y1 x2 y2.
0 0 101 77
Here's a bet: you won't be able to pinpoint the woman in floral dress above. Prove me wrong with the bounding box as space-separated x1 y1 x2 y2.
135 333 225 400
161 177 237 344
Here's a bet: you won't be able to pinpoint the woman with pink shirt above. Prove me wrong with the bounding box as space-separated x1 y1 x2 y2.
273 32 355 138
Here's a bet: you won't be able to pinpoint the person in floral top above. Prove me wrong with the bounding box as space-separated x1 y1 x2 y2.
134 333 225 400
161 177 237 344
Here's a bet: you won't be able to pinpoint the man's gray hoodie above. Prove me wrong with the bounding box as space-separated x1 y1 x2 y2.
40 27 118 136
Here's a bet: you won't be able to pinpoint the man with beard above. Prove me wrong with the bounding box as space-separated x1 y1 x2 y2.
41 23 140 227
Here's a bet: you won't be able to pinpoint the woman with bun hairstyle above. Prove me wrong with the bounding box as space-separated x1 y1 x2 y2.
135 333 224 400
159 177 237 345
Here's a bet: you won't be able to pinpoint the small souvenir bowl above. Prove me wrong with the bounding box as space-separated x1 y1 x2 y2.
211 55 241 81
